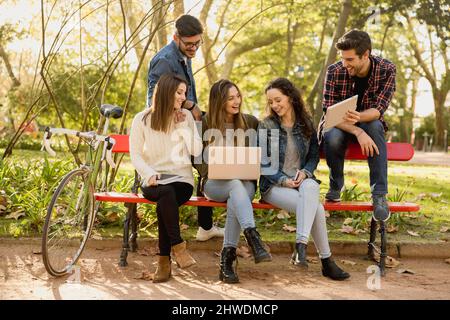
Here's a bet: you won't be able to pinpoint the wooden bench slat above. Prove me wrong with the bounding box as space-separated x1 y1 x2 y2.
95 192 420 212
110 134 414 161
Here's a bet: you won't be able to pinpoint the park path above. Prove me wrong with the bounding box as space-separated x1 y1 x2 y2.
1 241 450 300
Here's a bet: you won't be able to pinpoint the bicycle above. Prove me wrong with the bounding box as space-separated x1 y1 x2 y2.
41 104 123 277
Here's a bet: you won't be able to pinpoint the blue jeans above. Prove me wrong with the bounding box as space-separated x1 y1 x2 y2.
263 180 331 259
324 120 388 196
203 179 256 248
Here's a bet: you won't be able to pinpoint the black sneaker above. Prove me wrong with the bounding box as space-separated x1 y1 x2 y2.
372 195 390 222
325 189 341 202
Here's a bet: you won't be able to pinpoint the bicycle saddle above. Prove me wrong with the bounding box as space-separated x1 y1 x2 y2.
100 104 123 119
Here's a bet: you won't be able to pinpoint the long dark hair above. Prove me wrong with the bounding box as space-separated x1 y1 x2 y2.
142 73 187 132
265 77 314 138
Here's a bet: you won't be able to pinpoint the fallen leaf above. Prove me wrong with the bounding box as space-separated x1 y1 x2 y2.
0 204 6 211
138 247 157 257
440 226 449 233
430 192 442 198
340 225 355 234
372 252 401 268
265 222 276 227
343 218 353 225
134 271 153 281
341 259 356 266
5 210 25 220
397 268 415 274
105 212 119 223
387 225 399 233
180 224 189 230
236 246 252 258
276 210 290 220
306 257 319 264
324 211 330 218
91 234 103 240
445 258 450 264
407 230 420 237
282 224 296 233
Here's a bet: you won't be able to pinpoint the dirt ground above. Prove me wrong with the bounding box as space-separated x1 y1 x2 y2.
1 241 450 300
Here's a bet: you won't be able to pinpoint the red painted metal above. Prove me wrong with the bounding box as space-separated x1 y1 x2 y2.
110 134 415 161
95 192 420 212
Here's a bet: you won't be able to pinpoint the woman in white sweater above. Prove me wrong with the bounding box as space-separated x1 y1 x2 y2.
129 73 202 283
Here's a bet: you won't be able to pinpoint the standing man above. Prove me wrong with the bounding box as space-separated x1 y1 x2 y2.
320 29 396 222
146 14 224 241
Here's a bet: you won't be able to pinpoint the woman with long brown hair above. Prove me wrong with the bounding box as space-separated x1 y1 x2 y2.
258 78 349 280
129 73 202 283
194 79 272 284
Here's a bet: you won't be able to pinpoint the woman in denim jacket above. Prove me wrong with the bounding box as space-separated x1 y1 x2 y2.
258 78 349 281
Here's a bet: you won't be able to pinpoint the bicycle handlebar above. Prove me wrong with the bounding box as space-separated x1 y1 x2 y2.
42 127 117 168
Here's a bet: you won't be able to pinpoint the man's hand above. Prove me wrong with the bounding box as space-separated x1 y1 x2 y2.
182 100 202 121
356 130 379 157
343 110 360 125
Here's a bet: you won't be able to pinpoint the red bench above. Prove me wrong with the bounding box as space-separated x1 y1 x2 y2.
95 134 420 275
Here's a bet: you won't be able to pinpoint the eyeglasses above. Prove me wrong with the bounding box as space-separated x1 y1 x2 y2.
178 36 203 49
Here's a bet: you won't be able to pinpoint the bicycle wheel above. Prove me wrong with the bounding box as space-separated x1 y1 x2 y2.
42 168 95 277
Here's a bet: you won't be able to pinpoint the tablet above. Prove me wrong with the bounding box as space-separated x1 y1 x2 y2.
323 95 358 130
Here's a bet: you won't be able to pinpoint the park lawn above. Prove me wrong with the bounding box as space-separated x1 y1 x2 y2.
0 149 449 243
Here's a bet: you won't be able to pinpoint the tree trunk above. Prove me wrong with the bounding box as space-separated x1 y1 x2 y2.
0 43 21 131
433 88 448 147
200 0 219 86
311 0 352 125
152 0 168 51
173 0 184 18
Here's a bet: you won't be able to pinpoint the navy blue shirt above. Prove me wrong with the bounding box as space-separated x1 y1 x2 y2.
146 41 198 107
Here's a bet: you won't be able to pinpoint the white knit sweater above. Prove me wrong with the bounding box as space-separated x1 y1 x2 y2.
129 109 203 187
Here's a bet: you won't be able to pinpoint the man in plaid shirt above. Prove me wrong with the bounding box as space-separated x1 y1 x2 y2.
319 30 396 222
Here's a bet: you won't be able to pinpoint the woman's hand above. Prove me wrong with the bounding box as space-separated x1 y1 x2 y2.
174 109 186 124
284 178 300 188
147 175 159 186
294 170 307 185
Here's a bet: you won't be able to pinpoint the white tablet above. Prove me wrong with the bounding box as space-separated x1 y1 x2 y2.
323 95 358 130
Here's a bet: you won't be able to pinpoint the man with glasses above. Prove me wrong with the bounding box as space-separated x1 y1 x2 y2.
146 14 224 241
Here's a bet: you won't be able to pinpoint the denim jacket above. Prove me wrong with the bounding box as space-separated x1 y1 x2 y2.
146 41 197 106
258 115 320 195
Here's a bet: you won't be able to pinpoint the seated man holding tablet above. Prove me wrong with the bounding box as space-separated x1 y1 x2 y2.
318 29 396 222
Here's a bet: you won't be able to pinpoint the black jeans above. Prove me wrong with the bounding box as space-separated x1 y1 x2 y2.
141 182 193 256
196 181 213 230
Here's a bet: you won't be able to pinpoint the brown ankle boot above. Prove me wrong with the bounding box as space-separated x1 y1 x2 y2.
153 255 171 283
172 241 196 269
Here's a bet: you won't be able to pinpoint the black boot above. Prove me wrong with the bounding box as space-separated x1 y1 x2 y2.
219 247 239 284
290 242 308 268
321 257 350 280
243 227 272 264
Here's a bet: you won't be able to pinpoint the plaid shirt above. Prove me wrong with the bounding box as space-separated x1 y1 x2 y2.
318 55 396 142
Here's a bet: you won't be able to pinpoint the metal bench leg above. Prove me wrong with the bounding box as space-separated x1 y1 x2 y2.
119 202 134 267
379 220 387 276
130 203 138 252
367 217 377 261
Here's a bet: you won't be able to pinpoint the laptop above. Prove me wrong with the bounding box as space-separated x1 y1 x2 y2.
323 95 358 130
208 146 261 180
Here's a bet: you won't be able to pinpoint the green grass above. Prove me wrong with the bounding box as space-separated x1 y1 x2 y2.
1 149 449 244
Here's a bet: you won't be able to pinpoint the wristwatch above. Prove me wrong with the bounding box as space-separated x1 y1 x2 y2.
186 102 196 111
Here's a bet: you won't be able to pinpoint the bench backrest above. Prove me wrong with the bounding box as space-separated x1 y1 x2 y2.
110 134 414 161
